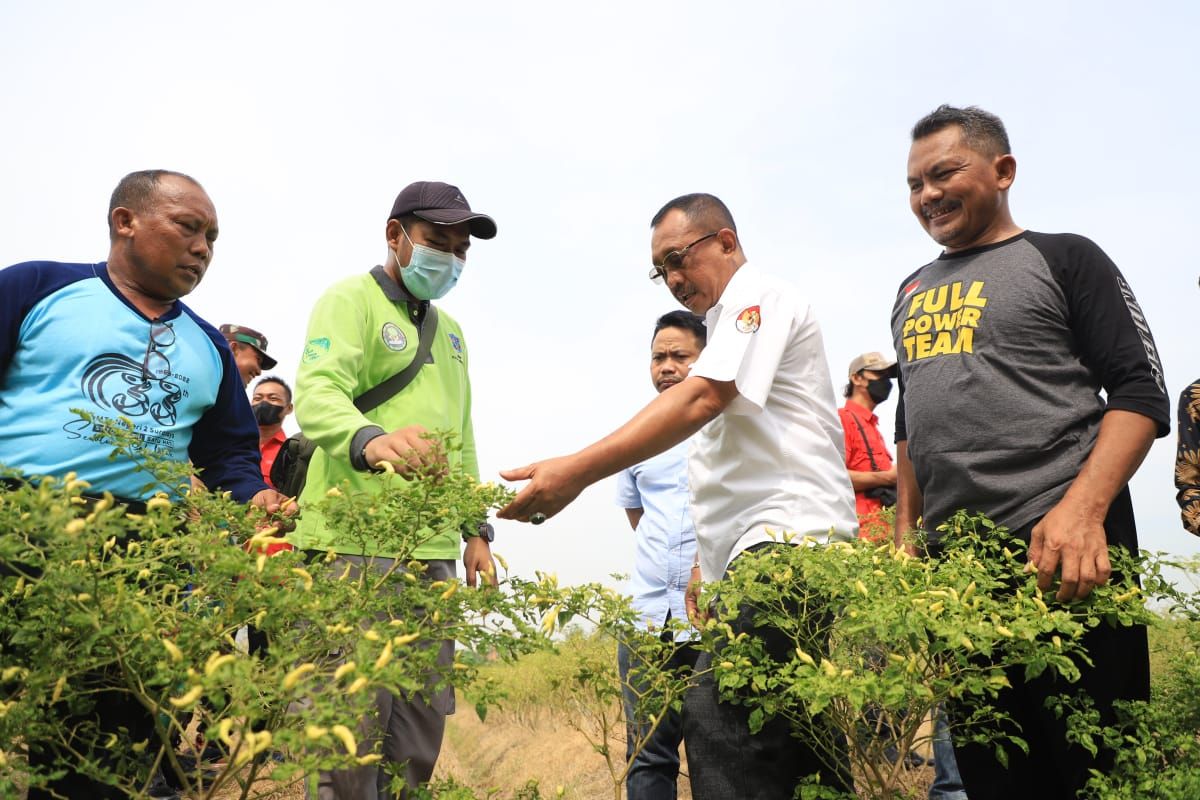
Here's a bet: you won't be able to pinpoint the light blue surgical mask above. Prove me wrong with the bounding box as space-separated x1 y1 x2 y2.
396 226 464 300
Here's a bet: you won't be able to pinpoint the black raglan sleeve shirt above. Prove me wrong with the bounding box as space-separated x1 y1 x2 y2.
1026 231 1170 436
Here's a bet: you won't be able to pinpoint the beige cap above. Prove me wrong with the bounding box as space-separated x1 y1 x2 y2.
848 351 897 378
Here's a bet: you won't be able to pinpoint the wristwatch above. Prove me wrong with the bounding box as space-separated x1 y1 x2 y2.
463 521 495 543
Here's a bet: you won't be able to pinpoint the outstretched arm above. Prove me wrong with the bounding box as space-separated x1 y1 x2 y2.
498 376 737 522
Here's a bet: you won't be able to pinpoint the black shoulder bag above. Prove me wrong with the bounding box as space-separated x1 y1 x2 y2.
270 306 440 498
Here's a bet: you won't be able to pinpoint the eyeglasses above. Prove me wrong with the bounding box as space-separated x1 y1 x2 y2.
141 320 175 381
648 231 719 284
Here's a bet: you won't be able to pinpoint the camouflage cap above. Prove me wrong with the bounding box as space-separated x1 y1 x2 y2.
219 324 278 369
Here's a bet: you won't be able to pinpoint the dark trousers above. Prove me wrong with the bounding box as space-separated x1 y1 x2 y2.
947 492 1150 800
683 544 853 800
15 491 157 799
26 674 158 800
309 556 456 800
617 637 700 800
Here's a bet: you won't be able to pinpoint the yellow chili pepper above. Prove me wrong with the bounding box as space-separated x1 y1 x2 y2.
169 685 203 709
373 641 393 671
205 653 236 676
282 663 317 690
331 724 358 755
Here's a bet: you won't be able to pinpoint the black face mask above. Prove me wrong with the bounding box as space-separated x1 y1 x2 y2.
866 378 893 404
252 401 285 426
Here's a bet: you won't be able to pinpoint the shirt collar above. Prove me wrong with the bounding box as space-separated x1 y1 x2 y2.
370 264 429 326
704 262 758 327
843 398 878 425
370 264 427 307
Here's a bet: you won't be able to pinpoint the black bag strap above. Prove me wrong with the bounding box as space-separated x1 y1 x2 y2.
849 413 881 472
353 303 440 415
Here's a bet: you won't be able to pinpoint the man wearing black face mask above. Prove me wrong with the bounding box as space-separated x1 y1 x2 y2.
838 352 898 542
251 375 295 489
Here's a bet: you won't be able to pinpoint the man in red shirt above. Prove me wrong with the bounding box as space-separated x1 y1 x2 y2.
838 352 898 541
250 375 293 488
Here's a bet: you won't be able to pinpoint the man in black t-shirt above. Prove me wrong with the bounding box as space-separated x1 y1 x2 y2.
893 105 1170 800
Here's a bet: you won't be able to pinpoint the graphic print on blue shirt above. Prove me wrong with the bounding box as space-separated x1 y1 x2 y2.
0 262 224 499
76 322 182 429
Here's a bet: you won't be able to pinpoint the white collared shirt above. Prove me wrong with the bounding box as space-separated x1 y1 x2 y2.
686 262 858 580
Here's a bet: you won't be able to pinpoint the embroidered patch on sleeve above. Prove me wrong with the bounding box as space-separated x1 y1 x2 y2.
735 305 761 333
302 337 331 363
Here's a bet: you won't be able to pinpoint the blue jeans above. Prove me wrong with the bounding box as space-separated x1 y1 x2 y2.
929 705 967 800
618 638 699 800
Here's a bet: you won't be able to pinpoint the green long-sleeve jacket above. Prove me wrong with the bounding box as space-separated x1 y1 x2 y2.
292 266 476 559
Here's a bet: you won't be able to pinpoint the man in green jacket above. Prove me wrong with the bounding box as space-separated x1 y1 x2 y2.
293 181 497 799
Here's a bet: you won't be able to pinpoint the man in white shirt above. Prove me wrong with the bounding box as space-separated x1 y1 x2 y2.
500 193 857 798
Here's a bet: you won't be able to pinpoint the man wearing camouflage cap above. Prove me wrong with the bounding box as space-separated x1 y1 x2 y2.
220 323 278 387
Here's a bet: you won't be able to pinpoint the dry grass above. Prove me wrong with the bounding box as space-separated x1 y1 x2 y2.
437 702 935 800
437 700 690 800
13 715 931 799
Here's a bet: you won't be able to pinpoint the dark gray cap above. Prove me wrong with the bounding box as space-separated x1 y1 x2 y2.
388 181 497 240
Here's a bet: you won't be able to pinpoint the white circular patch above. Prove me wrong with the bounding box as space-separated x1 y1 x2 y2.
381 322 408 351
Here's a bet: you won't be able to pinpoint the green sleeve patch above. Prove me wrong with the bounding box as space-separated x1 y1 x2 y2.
303 337 331 363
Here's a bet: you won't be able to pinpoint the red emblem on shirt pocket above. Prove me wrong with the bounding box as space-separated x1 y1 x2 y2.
735 305 761 333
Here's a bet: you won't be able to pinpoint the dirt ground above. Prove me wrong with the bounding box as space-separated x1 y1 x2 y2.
18 712 933 799
436 708 934 800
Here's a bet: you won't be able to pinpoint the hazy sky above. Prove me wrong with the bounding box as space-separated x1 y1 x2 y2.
2 1 1198 589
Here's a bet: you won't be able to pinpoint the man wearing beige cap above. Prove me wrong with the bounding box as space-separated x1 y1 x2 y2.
838 351 898 541
219 323 278 387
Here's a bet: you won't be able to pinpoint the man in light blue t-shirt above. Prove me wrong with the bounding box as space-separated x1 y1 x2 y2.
614 310 705 800
0 170 293 800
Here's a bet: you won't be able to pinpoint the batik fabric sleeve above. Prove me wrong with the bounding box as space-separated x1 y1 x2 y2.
1177 379 1200 536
